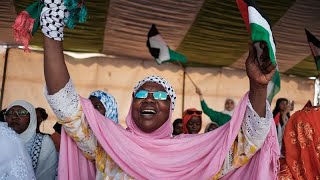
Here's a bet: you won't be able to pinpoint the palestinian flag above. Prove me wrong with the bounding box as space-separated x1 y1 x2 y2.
237 0 280 103
147 24 187 64
267 70 281 103
12 1 45 52
305 29 320 71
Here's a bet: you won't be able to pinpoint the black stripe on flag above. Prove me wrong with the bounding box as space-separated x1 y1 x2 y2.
305 29 320 48
147 24 160 59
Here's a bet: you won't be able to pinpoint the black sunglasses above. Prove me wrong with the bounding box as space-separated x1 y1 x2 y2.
186 110 202 115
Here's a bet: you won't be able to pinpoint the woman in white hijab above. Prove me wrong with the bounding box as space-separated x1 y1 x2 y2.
221 98 236 116
5 100 58 180
0 122 35 179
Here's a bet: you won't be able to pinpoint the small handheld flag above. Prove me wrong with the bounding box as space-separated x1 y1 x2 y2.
12 2 45 52
237 0 280 103
305 29 320 71
147 24 187 64
12 0 87 51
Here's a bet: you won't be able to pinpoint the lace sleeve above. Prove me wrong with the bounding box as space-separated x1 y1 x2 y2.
44 79 80 120
242 99 273 147
44 79 98 160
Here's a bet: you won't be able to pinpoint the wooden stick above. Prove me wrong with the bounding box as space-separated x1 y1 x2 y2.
177 61 197 88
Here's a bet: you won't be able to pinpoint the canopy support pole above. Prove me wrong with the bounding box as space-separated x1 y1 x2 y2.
314 77 320 106
0 47 9 110
182 69 186 116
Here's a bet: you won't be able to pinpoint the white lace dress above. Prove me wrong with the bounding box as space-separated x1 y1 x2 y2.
0 122 36 180
46 80 273 179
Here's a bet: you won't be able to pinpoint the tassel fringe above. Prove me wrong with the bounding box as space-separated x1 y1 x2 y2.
12 11 35 52
64 0 87 29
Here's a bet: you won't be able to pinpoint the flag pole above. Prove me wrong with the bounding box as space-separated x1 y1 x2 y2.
177 61 198 88
315 72 320 106
0 47 9 110
182 70 186 116
177 61 197 116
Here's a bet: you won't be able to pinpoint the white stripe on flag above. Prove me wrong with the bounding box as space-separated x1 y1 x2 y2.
149 35 170 61
248 6 276 57
267 80 275 100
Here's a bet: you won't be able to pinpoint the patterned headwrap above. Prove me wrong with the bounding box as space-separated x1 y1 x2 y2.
133 75 176 111
125 75 176 139
90 90 119 124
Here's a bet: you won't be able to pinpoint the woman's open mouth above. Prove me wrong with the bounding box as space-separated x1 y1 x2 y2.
140 108 157 118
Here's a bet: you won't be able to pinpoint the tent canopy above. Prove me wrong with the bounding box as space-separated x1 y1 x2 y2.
1 0 320 77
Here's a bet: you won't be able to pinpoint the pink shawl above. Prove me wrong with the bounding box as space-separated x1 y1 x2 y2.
75 92 279 179
58 129 96 180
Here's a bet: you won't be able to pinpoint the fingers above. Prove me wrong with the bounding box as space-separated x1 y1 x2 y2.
195 87 202 95
246 42 258 69
247 42 256 61
265 67 276 81
259 43 276 74
261 59 275 74
252 41 276 75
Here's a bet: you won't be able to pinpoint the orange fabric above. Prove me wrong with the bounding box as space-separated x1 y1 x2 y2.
182 108 202 134
278 106 320 179
278 158 294 180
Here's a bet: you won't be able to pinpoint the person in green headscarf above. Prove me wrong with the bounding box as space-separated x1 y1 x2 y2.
195 87 231 127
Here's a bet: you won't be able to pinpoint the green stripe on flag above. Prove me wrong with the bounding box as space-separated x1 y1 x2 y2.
250 23 276 65
14 0 110 52
316 56 320 71
248 7 279 103
168 48 187 64
267 70 281 103
177 0 294 67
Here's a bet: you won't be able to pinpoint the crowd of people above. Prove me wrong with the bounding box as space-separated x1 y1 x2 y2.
1 47 318 179
0 89 121 179
1 26 318 180
0 35 288 179
2 86 318 179
172 94 235 136
3 70 317 180
1 0 319 179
